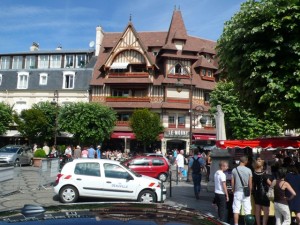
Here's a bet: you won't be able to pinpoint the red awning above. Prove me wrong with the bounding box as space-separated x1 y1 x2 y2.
193 135 216 140
216 137 300 149
111 132 136 139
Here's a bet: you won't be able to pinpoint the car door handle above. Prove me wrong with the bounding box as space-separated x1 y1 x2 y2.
106 181 112 183
76 178 82 181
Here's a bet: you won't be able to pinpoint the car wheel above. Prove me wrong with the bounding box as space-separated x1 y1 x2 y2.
29 158 33 166
138 190 157 203
59 185 79 203
14 159 20 167
158 173 168 182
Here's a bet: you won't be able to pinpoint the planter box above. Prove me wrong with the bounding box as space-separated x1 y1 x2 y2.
33 158 46 167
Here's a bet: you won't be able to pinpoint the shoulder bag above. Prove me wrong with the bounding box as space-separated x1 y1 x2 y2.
235 168 250 197
266 180 276 201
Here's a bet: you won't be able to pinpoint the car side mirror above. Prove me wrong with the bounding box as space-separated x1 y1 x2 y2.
127 175 134 180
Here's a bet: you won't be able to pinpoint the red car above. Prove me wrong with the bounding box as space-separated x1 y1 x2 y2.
123 156 169 181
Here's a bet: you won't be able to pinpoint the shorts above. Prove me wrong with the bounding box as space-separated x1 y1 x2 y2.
232 191 252 214
178 167 184 173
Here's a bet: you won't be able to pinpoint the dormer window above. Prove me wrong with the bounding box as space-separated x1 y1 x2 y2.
170 63 188 75
65 55 74 68
63 71 75 89
25 56 36 69
17 72 29 89
39 73 48 85
201 69 206 76
12 56 23 69
50 55 61 68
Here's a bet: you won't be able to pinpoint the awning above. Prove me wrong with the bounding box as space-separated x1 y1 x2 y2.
193 135 216 140
110 62 129 69
111 132 135 139
216 137 300 149
0 130 21 137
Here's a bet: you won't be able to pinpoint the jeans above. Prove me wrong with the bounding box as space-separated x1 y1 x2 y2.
274 202 291 225
215 193 228 222
192 173 202 195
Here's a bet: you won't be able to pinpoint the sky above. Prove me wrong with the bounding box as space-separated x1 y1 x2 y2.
0 0 245 53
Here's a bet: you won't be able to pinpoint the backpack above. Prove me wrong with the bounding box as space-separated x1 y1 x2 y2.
191 157 201 174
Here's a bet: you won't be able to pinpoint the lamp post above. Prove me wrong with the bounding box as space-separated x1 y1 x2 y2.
51 90 59 146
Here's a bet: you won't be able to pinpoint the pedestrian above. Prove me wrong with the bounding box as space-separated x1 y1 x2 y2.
49 145 58 158
175 150 185 181
64 145 72 157
33 143 38 152
253 157 272 225
206 151 212 181
188 148 205 199
231 156 253 225
273 167 296 225
88 145 96 159
73 145 81 159
96 145 101 159
43 142 50 155
81 147 88 158
286 165 300 225
214 160 229 222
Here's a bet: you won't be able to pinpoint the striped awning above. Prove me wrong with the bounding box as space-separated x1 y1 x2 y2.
110 62 129 69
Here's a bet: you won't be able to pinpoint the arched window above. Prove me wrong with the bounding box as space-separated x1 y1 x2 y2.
170 63 188 75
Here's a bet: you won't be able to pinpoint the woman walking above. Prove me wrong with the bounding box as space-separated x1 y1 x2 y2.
274 168 296 225
253 157 271 225
286 165 300 225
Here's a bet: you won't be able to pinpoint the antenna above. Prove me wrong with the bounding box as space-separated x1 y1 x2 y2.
89 41 95 48
129 13 132 22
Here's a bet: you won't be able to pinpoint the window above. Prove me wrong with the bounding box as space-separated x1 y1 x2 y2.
63 71 75 89
76 54 86 68
104 163 130 179
39 73 48 85
65 55 74 68
12 56 23 69
17 72 29 89
0 74 2 86
170 63 187 75
38 55 49 68
117 113 130 121
0 56 10 69
15 101 27 114
168 115 175 124
207 70 212 77
129 158 150 166
152 159 165 166
25 56 36 69
204 92 210 102
178 116 185 125
50 55 61 68
202 69 206 76
74 163 100 177
112 89 129 97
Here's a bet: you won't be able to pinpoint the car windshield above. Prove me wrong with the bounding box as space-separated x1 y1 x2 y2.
0 147 19 153
122 164 142 177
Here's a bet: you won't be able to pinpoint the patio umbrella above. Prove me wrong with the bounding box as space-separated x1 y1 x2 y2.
215 105 227 141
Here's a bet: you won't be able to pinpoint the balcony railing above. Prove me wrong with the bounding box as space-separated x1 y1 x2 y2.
201 75 215 81
109 72 149 78
106 96 150 102
178 124 186 128
168 124 176 128
115 121 130 126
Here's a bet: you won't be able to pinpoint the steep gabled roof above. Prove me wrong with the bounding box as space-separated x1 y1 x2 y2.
165 10 188 45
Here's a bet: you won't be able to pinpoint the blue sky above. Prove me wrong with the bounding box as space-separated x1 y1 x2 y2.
0 0 245 53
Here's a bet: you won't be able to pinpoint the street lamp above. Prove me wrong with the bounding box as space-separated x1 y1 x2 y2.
175 77 206 153
51 90 59 146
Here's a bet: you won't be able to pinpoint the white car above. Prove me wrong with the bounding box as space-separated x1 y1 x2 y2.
54 159 166 203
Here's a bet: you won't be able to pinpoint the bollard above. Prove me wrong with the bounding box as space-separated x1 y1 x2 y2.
160 180 163 203
169 170 172 197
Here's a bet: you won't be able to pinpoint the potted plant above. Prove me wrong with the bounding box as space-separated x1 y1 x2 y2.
33 149 47 167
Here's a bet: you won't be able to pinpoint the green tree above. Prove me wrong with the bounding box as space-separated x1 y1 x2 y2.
0 103 13 135
58 102 116 144
14 109 49 143
32 101 58 143
130 109 164 151
210 81 282 139
217 0 300 128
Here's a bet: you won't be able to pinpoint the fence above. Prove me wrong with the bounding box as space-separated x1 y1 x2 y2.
0 158 59 198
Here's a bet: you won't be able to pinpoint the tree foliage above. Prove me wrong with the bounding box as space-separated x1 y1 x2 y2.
130 109 164 150
210 81 282 139
0 103 13 135
14 109 49 143
58 102 116 144
217 0 300 128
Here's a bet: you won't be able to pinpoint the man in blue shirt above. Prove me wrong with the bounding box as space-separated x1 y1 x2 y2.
96 145 101 159
88 145 95 158
188 148 205 199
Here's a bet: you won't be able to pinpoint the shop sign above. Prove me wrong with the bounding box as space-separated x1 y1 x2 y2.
164 130 189 138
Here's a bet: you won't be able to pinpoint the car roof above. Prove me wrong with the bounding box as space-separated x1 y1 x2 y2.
72 158 121 164
131 155 166 160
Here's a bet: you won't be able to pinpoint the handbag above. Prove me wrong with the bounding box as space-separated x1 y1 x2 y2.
266 180 276 201
235 168 250 197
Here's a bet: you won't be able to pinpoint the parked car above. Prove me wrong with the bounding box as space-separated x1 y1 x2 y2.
0 145 33 166
123 156 169 181
54 159 166 203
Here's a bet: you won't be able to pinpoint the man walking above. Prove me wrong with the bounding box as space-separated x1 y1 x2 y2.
88 145 96 159
175 150 185 181
232 156 253 225
214 161 229 222
188 148 205 199
96 145 101 159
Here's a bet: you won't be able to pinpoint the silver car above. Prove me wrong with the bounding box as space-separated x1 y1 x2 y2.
0 145 33 166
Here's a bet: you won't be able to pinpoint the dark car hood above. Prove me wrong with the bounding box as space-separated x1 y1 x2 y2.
0 203 225 225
